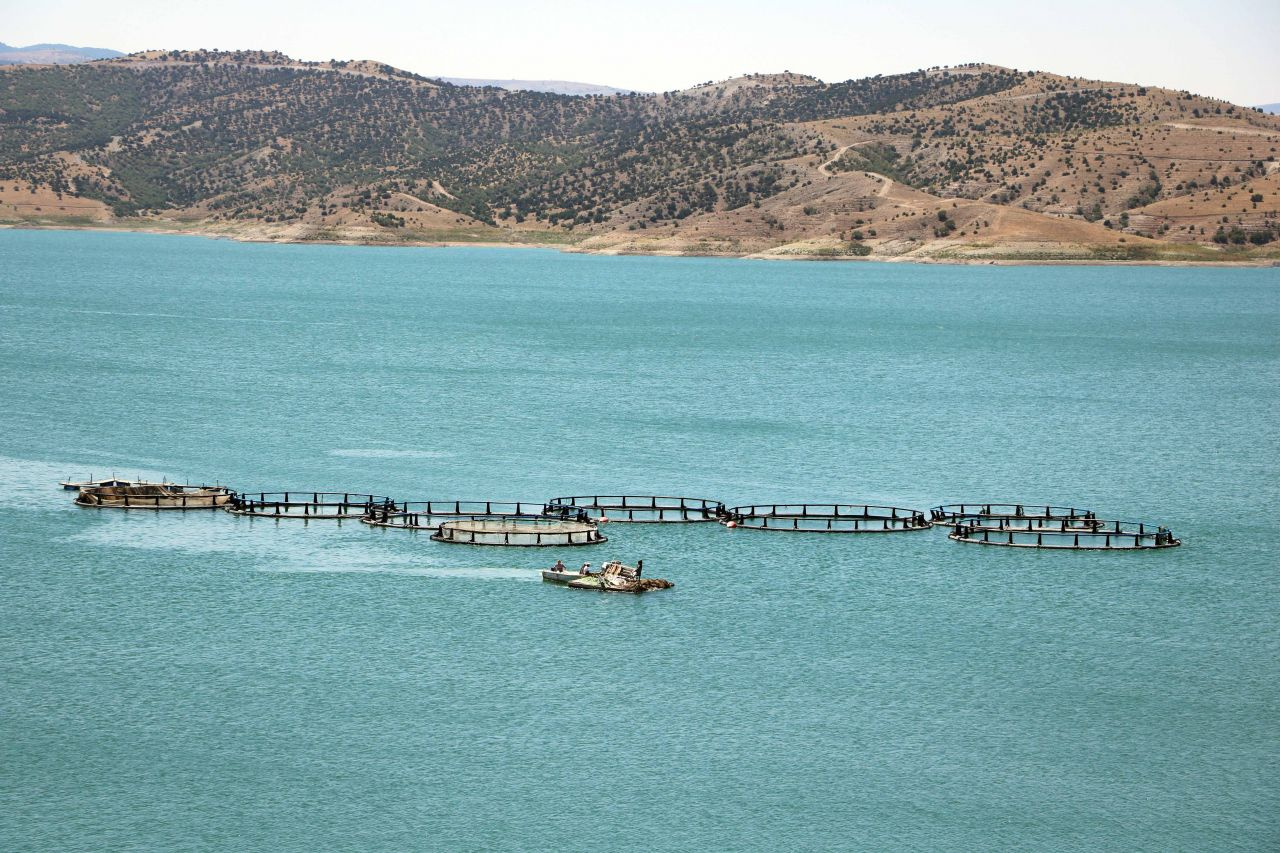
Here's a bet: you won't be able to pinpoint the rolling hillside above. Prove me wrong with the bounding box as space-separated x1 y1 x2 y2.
1 49 1276 261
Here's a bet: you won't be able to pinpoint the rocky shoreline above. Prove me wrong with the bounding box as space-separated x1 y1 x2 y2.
5 220 1277 267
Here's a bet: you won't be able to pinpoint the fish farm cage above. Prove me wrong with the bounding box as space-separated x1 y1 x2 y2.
430 517 607 547
544 495 726 523
930 503 1098 527
720 503 932 532
227 492 392 520
361 500 569 529
948 518 1180 549
74 483 236 510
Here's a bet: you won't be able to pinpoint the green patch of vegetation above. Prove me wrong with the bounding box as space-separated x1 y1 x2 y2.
1214 224 1276 246
47 214 100 227
382 226 587 247
835 142 920 186
371 211 406 228
1084 244 1214 261
1124 170 1163 209
774 244 872 258
932 242 1255 263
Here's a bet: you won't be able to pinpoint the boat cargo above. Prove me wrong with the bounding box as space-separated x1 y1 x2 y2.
566 560 673 593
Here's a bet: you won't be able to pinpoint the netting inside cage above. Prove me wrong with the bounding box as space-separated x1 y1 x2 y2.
430 517 606 547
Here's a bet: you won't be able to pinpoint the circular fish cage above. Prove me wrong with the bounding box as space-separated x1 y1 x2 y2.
720 503 932 532
949 518 1180 550
430 517 606 547
227 492 392 520
931 503 1098 528
545 495 726 523
75 483 235 510
361 500 561 529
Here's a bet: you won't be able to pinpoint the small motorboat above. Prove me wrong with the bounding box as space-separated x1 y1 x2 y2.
542 561 596 584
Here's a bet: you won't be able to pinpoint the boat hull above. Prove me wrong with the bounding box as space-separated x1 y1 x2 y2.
541 570 586 584
566 575 666 593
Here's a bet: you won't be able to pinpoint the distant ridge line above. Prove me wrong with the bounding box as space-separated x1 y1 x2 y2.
435 77 642 96
0 42 123 65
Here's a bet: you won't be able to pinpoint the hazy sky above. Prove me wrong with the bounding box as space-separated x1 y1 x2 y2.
5 0 1278 104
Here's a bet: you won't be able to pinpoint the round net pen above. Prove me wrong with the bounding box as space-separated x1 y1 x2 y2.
228 492 392 520
931 503 1097 528
430 517 606 547
949 518 1180 549
721 503 932 532
545 495 726 523
362 500 558 530
74 483 235 510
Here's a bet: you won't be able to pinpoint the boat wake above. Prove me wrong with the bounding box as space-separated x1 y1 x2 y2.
261 564 541 581
65 308 343 326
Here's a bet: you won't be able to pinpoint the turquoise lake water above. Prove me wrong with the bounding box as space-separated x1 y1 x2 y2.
1 229 1277 850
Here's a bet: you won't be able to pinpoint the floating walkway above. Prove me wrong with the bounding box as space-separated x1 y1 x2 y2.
720 504 932 532
228 492 391 520
545 495 725 523
930 503 1097 527
362 500 572 529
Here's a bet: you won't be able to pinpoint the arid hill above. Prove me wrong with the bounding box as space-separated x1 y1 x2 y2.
1 49 1277 262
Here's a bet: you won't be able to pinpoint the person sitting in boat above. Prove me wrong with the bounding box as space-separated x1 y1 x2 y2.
551 559 566 572
579 562 591 575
